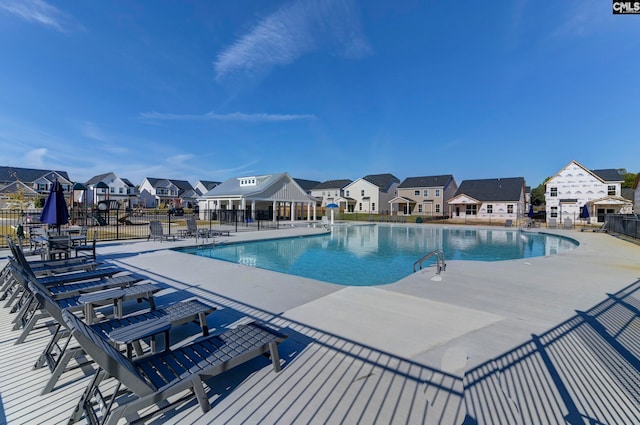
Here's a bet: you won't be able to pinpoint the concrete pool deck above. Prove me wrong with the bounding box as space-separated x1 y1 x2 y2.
1 224 639 424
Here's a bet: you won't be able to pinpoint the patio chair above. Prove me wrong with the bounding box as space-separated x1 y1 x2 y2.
28 280 215 395
548 218 557 228
74 229 97 259
9 265 159 344
63 309 287 425
148 220 176 242
563 218 573 229
505 219 513 227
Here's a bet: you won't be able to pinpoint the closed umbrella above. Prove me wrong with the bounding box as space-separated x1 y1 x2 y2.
580 204 590 226
40 180 69 234
528 204 534 218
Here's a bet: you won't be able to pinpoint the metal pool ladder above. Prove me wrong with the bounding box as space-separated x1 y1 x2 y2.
413 249 446 274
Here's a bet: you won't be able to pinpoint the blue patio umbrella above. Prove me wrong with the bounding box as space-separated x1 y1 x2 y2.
326 203 339 224
40 180 69 233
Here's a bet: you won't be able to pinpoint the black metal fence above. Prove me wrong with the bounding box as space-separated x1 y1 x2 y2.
0 208 299 249
605 214 640 239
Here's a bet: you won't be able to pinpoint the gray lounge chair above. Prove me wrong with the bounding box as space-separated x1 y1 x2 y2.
8 265 158 344
28 280 215 395
148 220 176 242
74 229 97 259
63 309 287 425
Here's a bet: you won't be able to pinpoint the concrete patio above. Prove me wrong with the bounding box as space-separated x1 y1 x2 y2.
1 224 639 424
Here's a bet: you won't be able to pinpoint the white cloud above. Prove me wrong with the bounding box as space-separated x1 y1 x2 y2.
214 0 371 80
24 148 48 166
140 111 316 122
0 0 73 32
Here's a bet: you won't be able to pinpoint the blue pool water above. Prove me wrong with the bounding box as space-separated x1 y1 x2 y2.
176 225 578 286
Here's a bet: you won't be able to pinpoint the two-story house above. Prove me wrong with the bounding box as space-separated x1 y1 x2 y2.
0 166 72 208
85 172 137 209
545 160 632 224
390 175 457 217
139 178 196 208
311 179 353 208
343 174 400 215
447 177 526 223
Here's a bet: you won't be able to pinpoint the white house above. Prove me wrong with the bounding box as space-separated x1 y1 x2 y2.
311 179 353 208
544 160 633 225
85 172 137 209
198 172 318 222
634 173 640 214
139 178 196 208
193 180 220 197
447 177 526 223
342 174 400 215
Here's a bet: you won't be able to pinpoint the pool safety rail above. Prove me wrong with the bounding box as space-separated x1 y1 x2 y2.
413 249 446 274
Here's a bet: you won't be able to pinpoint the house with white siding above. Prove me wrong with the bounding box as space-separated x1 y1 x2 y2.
193 180 220 197
198 172 318 223
447 177 526 224
544 160 632 225
139 178 197 208
390 175 457 217
342 174 400 215
311 179 353 208
85 172 137 209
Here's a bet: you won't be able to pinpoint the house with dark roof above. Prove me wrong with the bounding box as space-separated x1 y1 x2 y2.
544 160 632 224
193 180 221 197
342 173 400 215
85 172 137 209
198 172 318 222
390 175 457 217
138 177 197 208
447 177 526 223
0 166 72 194
294 178 321 196
310 179 353 208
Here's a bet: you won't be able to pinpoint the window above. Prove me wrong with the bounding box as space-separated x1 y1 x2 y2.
361 189 365 196
550 206 558 218
322 191 325 196
607 185 616 196
372 203 376 211
507 204 513 214
359 203 362 211
345 190 350 197
414 190 420 196
465 205 477 215
110 187 115 194
435 204 440 213
550 187 558 197
423 189 429 197
119 187 123 194
418 204 423 213
487 204 493 214
38 183 47 191
435 189 440 197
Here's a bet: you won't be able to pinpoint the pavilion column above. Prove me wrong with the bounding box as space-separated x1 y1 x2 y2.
291 202 296 222
251 200 256 220
307 203 311 221
273 200 277 223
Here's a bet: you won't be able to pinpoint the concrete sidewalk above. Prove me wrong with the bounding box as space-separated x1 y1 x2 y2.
0 225 639 424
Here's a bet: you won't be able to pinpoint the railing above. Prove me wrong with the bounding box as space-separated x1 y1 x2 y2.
604 214 640 239
0 208 311 249
413 249 446 274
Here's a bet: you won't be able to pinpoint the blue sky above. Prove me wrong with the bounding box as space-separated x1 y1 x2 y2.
0 0 638 188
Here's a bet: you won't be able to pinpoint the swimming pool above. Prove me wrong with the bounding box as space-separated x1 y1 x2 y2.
176 225 578 286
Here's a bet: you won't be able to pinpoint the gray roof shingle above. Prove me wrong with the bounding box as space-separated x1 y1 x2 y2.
454 177 525 201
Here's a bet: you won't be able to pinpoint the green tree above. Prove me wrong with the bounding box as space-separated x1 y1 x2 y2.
530 177 551 206
618 169 638 188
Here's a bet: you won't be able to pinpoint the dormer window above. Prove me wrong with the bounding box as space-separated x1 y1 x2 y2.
239 177 257 187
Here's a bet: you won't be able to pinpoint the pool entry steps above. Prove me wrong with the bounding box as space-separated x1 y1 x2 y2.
413 249 447 274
